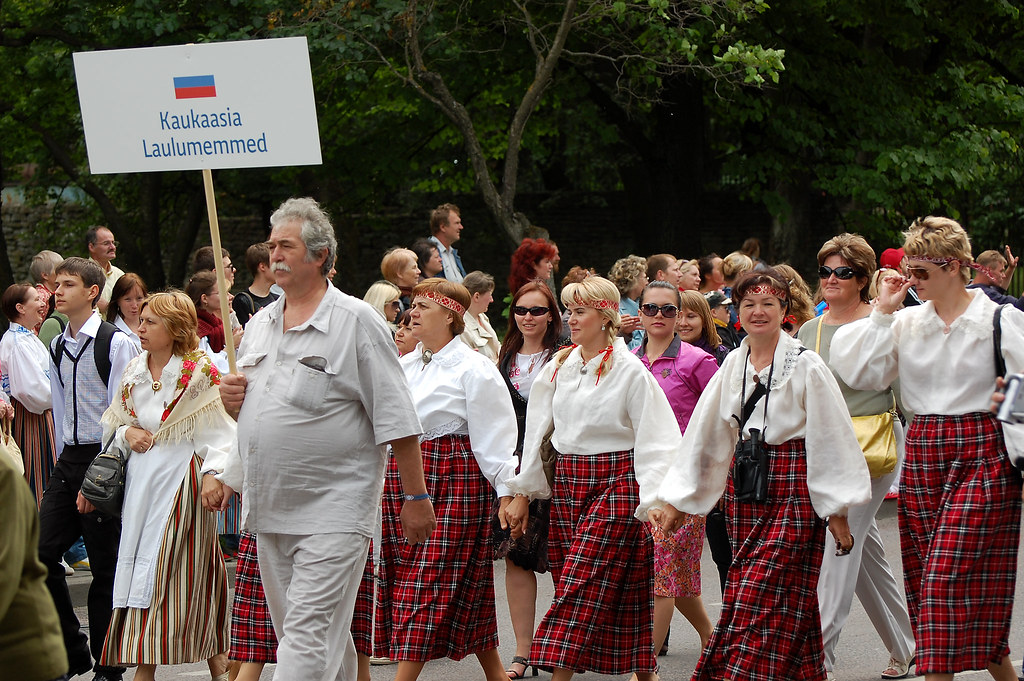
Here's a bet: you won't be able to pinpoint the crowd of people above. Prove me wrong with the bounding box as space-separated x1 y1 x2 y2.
4 203 1024 681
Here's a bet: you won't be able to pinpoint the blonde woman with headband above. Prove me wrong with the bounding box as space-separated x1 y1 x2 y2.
501 276 681 681
359 278 519 681
831 216 1024 681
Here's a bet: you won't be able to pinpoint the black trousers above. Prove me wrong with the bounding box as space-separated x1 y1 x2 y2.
37 447 123 674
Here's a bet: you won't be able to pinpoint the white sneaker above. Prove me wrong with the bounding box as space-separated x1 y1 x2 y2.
61 559 74 576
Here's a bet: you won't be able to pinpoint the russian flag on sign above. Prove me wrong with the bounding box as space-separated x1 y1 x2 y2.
173 75 217 99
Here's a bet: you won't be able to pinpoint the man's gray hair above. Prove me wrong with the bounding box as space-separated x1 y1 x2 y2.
270 197 337 277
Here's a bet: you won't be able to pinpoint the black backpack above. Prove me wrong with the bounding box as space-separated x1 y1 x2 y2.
49 320 122 388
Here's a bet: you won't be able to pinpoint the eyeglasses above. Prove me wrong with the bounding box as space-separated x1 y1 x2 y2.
903 262 950 281
96 240 119 248
513 305 550 317
389 300 401 309
818 265 859 280
640 303 679 318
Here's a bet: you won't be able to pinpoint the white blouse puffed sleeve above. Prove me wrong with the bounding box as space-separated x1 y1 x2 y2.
197 407 243 491
656 365 739 515
628 367 684 519
463 359 520 497
800 356 872 518
6 337 52 414
506 359 558 500
999 306 1024 375
829 309 900 392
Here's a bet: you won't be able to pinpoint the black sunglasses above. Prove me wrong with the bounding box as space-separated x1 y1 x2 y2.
513 305 550 317
818 265 859 280
640 303 679 318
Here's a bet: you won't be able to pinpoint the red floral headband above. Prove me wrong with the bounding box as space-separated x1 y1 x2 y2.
745 284 788 300
418 290 466 315
571 293 617 310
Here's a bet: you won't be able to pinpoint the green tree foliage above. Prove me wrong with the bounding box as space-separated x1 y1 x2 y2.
0 0 284 287
296 0 785 247
712 0 1024 261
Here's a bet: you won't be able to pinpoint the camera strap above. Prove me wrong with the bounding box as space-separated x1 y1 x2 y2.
736 348 775 435
994 304 1008 378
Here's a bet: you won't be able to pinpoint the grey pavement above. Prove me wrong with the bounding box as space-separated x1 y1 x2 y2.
69 499 1024 680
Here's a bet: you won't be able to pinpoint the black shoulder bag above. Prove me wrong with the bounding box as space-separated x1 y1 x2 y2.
80 432 132 518
732 350 775 503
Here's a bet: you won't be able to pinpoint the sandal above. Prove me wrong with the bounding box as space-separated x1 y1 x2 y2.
507 655 538 679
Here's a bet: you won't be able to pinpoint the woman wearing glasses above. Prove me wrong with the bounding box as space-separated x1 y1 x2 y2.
798 234 914 680
501 276 681 681
831 217 1024 681
493 280 565 679
635 281 718 656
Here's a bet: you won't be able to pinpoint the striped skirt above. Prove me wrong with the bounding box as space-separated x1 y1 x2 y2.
900 413 1021 674
101 455 229 665
12 400 56 508
529 449 656 676
371 433 498 661
693 438 827 681
229 532 277 663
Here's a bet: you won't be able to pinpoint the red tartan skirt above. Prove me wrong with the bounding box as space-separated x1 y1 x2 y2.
351 549 375 657
229 532 278 663
899 412 1022 674
370 433 498 661
693 438 827 681
529 449 656 676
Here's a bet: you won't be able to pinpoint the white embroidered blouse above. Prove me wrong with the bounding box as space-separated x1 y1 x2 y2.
400 336 519 497
830 288 1024 416
655 332 871 519
506 338 683 519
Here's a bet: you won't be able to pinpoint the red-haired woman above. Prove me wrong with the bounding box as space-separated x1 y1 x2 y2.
494 280 565 678
509 238 558 296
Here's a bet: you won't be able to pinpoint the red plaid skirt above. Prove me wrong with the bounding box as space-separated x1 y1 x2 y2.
229 532 277 663
529 449 656 676
900 412 1022 674
371 434 498 661
693 438 827 681
351 547 375 656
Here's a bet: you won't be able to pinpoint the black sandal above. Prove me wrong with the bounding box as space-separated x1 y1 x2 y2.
507 655 538 679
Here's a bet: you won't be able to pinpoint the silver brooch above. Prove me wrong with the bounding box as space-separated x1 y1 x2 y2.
421 349 433 366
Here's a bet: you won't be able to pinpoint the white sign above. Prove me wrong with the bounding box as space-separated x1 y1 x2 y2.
73 37 322 174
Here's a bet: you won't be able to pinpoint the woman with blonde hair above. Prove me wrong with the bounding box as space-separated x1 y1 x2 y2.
678 259 702 292
772 263 814 335
501 276 681 681
100 291 237 681
608 255 648 350
831 216 1024 681
380 248 421 311
363 280 402 331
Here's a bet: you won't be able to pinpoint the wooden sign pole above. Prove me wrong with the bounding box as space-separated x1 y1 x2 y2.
201 168 237 373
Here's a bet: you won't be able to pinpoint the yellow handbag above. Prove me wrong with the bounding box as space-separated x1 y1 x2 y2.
816 318 898 478
851 409 898 478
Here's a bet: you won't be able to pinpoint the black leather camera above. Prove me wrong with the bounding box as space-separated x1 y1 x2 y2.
733 427 768 502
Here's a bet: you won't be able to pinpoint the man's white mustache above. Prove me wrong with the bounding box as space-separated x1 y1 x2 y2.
270 262 292 273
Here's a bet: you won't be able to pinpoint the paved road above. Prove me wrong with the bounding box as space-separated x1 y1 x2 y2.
69 499 1024 680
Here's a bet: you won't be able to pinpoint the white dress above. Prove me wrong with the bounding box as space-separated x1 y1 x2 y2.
109 353 236 608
